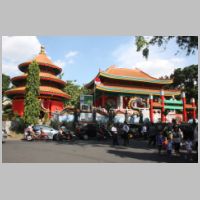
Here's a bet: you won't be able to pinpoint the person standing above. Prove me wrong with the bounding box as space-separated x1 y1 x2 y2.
111 124 119 146
156 132 164 154
173 126 183 155
167 138 173 156
185 138 193 161
141 124 148 140
122 122 130 146
148 123 157 146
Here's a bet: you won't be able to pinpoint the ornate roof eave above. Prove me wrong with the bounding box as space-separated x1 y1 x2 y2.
95 85 181 96
84 72 101 88
11 75 66 87
99 71 173 84
18 62 62 75
5 89 70 100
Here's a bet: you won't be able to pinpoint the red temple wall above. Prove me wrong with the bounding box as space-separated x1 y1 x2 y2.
12 99 24 117
50 100 64 113
12 98 64 118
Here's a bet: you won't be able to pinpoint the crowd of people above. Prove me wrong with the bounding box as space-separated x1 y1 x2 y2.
109 119 198 161
24 118 198 162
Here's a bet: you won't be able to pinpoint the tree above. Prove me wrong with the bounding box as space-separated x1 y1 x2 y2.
135 36 198 59
2 73 11 101
63 81 90 107
169 65 198 103
24 60 40 125
2 73 11 92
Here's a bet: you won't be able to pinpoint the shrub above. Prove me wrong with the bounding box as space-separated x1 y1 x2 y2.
50 119 60 130
10 117 26 133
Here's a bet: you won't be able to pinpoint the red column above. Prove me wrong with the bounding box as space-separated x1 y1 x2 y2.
160 90 165 123
102 95 106 108
191 98 196 119
182 92 187 122
149 95 154 123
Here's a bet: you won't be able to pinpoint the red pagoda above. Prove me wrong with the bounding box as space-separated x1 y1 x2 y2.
5 46 70 118
85 65 197 123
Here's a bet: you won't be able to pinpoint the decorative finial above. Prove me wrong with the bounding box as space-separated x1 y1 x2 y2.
40 45 46 54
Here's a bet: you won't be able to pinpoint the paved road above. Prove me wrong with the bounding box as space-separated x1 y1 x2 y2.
2 139 198 163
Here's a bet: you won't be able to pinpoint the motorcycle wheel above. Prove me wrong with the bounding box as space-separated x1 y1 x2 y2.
83 134 89 140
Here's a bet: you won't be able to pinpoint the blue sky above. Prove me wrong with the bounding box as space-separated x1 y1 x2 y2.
2 36 198 86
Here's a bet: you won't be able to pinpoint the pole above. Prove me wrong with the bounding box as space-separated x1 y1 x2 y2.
182 92 187 122
160 90 165 123
191 98 196 119
94 84 96 107
149 95 154 123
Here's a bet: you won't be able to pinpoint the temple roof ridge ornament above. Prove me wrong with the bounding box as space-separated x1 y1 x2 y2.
40 45 46 55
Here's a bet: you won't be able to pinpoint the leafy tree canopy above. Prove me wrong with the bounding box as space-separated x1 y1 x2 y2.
63 80 90 108
2 73 11 93
164 65 198 103
135 36 198 59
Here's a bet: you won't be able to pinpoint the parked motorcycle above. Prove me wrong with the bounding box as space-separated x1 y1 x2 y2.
55 127 75 141
96 125 112 140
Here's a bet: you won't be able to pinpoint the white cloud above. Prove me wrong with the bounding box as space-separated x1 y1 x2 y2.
2 36 41 76
65 51 79 59
112 38 186 78
54 51 79 69
54 59 66 68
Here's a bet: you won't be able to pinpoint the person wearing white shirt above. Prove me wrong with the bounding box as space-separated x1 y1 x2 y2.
111 124 119 145
122 122 130 146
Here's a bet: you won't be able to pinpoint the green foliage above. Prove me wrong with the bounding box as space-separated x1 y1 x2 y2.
169 65 198 103
2 73 11 92
10 117 26 133
50 119 60 130
2 103 14 120
63 80 90 107
135 36 198 59
2 73 11 100
24 60 40 125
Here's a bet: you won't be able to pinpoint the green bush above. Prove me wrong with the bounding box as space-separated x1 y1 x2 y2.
50 119 60 130
10 117 26 133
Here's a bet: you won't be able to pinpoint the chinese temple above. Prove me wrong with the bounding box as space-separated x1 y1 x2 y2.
85 65 197 123
5 46 70 118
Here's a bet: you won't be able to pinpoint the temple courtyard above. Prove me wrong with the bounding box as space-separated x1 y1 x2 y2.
2 139 197 163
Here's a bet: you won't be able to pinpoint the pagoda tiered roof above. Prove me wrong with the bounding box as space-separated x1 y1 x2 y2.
5 46 70 100
12 72 66 87
5 86 70 99
18 46 62 75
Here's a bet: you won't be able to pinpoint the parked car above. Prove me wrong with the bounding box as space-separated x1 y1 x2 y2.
2 129 7 143
75 122 98 140
32 125 59 140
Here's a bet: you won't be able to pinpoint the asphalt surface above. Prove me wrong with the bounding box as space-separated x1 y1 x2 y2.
2 138 198 163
